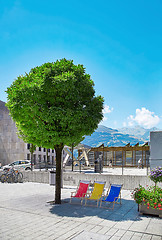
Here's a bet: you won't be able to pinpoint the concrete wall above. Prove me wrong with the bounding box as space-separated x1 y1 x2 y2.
0 101 26 166
23 171 162 190
150 131 162 170
0 100 66 166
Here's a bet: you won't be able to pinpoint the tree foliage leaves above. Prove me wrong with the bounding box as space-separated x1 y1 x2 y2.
6 58 104 149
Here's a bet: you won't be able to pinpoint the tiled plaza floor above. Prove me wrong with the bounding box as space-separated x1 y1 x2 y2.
0 182 161 240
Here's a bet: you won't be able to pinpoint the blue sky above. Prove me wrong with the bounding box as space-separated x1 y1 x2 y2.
0 0 162 129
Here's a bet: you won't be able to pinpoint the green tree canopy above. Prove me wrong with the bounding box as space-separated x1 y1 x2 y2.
6 58 104 203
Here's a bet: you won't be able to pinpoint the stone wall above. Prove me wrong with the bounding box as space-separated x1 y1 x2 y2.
0 101 26 165
150 131 162 170
23 171 162 190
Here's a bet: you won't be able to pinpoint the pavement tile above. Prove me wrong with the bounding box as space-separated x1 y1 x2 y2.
99 219 116 228
131 236 142 240
113 220 133 230
114 229 126 237
1 182 162 240
109 236 121 240
120 231 135 240
71 230 108 240
141 233 153 240
151 236 162 240
82 223 96 231
105 228 118 236
89 225 103 233
128 217 151 232
97 226 111 234
56 228 82 240
145 222 162 236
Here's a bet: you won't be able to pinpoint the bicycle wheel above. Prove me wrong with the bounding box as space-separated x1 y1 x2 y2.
17 172 23 183
12 174 17 183
6 174 12 183
1 174 7 183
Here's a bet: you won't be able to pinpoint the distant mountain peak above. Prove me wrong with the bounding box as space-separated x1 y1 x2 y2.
82 125 146 147
118 125 160 142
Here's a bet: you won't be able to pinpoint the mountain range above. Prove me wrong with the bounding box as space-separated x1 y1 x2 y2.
82 125 159 147
118 125 159 142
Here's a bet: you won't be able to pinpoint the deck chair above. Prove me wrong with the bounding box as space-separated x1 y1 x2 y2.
84 181 106 207
100 184 123 209
70 180 90 205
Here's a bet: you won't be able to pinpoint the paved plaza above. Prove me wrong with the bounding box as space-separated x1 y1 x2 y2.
64 167 150 176
0 182 162 240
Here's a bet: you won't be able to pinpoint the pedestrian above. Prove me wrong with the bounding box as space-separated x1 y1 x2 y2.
109 159 112 168
138 158 142 168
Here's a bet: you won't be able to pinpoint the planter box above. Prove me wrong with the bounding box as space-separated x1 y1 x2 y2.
139 203 162 218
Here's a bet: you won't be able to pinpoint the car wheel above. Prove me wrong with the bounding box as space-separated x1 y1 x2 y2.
25 167 31 171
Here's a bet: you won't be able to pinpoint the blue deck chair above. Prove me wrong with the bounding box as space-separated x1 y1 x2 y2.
100 184 123 209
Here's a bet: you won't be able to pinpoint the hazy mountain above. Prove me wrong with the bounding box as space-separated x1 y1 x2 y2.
82 125 145 147
118 125 159 141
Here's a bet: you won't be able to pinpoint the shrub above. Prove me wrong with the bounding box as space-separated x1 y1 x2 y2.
131 166 162 210
131 185 162 210
150 167 162 184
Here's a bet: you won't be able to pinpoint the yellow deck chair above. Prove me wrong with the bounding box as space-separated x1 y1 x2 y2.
84 181 106 207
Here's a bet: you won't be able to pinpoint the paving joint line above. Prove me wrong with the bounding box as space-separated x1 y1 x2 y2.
125 229 161 238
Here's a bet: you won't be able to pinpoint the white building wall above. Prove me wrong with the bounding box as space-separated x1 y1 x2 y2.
150 131 162 170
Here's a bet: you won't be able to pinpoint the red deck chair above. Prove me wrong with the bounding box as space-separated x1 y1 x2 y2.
70 180 90 205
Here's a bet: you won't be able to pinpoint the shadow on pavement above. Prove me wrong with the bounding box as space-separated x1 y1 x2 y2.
49 198 143 222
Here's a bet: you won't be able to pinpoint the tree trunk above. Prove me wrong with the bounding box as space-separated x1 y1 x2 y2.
31 152 34 171
46 149 48 171
30 143 35 171
55 144 64 204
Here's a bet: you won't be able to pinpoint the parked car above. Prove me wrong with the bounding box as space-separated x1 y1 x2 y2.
2 160 32 171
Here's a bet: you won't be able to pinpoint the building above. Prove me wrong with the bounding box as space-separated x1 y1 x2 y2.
150 131 162 170
0 100 67 166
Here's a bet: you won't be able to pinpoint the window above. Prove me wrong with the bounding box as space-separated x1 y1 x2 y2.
20 161 25 164
52 150 54 153
47 156 50 163
52 156 54 165
27 154 30 160
10 161 19 166
38 155 41 162
48 149 50 153
39 147 41 151
44 148 46 152
27 143 30 150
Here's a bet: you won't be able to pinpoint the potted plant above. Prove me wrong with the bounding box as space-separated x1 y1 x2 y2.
132 167 162 217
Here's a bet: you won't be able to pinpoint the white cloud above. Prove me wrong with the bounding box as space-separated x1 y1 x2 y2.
127 107 160 129
102 116 108 122
103 105 113 114
101 105 113 123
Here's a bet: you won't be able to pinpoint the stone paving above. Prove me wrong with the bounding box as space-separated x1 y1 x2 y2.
0 182 162 240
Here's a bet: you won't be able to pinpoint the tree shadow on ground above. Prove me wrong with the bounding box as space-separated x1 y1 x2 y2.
49 198 144 222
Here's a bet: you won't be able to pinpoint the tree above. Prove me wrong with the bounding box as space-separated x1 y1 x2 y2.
6 58 104 203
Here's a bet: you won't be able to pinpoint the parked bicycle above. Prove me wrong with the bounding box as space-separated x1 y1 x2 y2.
1 167 23 183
